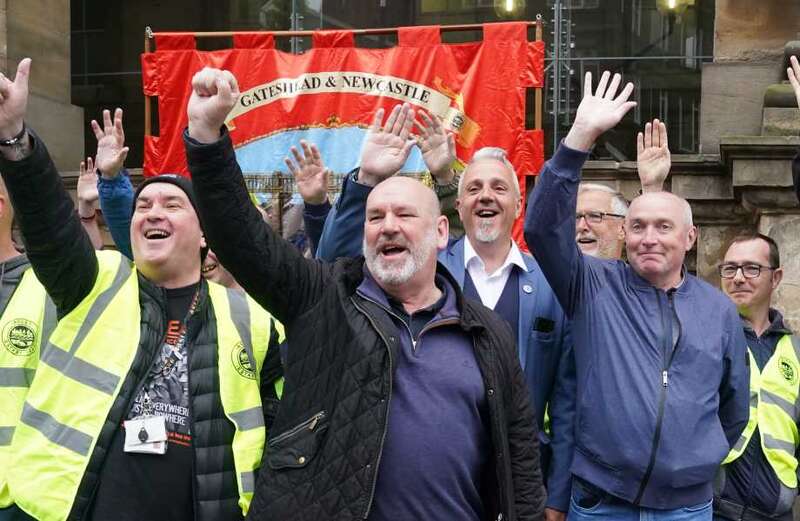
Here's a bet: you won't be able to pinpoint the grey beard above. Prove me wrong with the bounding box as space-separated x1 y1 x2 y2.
474 220 500 243
363 230 437 286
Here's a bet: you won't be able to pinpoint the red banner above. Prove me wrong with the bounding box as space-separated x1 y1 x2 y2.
141 22 545 245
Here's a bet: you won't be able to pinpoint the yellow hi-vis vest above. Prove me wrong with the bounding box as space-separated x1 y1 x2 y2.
0 267 55 508
723 334 800 490
8 251 280 521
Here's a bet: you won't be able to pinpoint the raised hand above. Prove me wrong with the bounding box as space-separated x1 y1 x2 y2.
285 140 330 205
358 103 416 187
187 67 240 144
77 156 99 210
91 108 129 178
564 71 637 152
0 58 31 142
415 110 456 184
787 55 800 109
637 119 670 193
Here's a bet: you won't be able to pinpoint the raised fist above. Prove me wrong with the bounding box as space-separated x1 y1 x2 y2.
187 67 240 143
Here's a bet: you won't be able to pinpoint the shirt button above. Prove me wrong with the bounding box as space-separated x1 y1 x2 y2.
523 284 533 294
487 388 495 396
298 456 306 465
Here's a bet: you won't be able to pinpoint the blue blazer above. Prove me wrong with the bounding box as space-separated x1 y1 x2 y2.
439 238 575 512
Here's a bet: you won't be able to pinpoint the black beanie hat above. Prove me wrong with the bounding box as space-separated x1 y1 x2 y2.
132 174 208 261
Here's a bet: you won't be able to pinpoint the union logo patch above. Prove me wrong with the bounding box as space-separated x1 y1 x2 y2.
2 318 37 356
231 342 255 380
779 356 797 384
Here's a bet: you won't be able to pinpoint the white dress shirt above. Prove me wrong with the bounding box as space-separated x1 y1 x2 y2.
463 237 528 310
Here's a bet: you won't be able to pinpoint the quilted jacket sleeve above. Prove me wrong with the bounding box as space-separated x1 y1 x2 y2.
184 127 333 328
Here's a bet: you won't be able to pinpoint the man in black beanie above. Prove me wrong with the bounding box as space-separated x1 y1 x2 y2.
0 58 283 521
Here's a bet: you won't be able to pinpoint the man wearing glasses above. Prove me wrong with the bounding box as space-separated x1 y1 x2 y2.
715 233 799 521
574 185 627 259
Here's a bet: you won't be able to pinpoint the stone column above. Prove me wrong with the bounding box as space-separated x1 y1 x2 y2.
4 0 83 170
699 0 800 154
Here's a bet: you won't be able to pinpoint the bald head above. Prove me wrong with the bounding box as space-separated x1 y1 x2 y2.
368 176 441 218
625 191 697 289
363 176 448 291
629 192 692 228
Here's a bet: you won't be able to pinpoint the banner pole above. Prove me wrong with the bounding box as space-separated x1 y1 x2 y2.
144 26 153 138
535 16 543 131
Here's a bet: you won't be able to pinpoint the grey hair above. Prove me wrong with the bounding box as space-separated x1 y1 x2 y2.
578 183 629 216
459 147 521 199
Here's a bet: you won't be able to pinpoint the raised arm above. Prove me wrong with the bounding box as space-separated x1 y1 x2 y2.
93 108 134 259
0 59 98 315
77 156 104 250
286 140 331 256
524 71 636 315
637 118 671 193
184 67 331 325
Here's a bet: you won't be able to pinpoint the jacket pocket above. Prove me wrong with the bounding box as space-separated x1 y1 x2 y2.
267 411 328 470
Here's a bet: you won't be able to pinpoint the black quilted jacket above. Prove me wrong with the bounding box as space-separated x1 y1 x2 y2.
186 129 547 521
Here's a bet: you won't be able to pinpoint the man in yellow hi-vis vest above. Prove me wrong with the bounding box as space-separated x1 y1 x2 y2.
0 174 56 521
716 233 797 521
0 58 284 521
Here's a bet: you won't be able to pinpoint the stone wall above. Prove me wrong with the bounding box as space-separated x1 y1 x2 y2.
4 0 83 170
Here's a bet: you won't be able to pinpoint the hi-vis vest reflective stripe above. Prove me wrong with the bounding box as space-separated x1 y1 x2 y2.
8 250 279 521
0 267 55 508
724 334 800 489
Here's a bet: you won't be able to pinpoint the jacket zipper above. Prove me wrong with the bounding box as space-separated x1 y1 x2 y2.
269 411 326 445
634 289 682 504
351 295 395 520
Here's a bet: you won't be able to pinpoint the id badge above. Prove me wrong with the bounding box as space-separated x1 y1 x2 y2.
124 416 168 455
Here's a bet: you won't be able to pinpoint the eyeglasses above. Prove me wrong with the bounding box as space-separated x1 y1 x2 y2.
718 263 777 279
576 211 625 224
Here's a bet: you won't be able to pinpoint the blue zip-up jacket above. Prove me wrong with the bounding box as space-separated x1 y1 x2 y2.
309 172 576 511
524 143 751 510
97 170 134 260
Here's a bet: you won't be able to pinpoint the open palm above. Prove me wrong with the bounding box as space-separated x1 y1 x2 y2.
416 110 456 180
637 119 670 192
286 140 329 205
359 103 415 184
92 108 129 177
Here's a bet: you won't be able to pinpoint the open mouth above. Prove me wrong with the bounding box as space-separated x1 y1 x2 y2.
201 262 218 275
476 209 499 218
144 228 171 240
577 238 597 245
379 244 408 259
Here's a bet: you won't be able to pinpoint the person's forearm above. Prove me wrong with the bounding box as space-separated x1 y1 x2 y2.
315 171 371 262
0 130 98 315
523 144 590 316
98 170 134 259
185 127 328 325
80 216 104 250
303 200 331 256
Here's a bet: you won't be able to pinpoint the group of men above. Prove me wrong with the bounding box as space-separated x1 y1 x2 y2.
0 51 798 521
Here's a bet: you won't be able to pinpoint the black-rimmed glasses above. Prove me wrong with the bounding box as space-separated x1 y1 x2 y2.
718 263 777 279
576 211 625 224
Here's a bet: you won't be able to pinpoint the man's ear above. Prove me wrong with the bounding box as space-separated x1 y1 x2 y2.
685 225 697 251
436 215 449 250
200 235 207 249
772 267 784 290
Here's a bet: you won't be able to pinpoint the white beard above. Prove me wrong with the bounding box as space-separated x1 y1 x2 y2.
474 218 500 243
364 229 437 286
